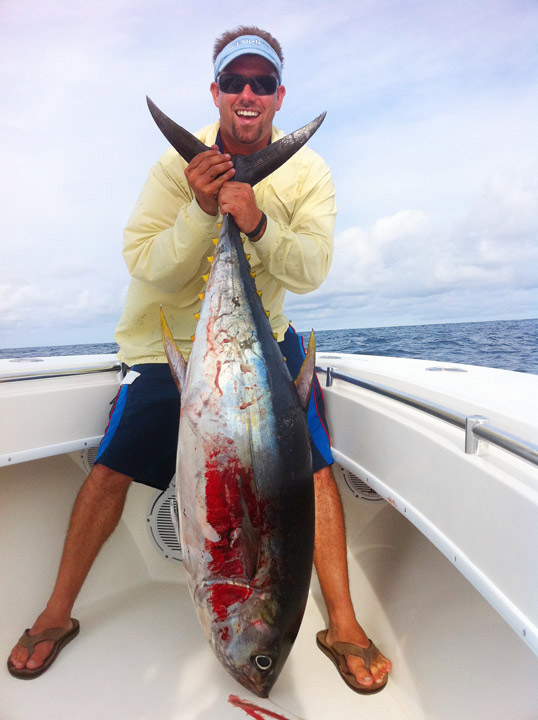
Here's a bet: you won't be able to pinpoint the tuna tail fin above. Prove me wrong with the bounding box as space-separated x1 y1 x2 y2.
295 331 316 411
146 96 326 185
160 306 187 394
233 113 326 185
147 96 208 162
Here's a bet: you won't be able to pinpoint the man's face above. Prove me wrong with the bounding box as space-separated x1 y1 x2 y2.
210 54 286 155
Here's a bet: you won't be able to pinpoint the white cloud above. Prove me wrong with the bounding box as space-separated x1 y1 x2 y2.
286 162 538 329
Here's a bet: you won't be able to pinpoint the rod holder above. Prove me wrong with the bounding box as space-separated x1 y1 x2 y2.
465 415 489 455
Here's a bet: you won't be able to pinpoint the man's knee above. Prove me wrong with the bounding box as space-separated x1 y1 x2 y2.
313 464 335 488
85 463 133 497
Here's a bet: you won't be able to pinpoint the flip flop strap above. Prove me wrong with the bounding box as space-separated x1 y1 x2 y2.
331 640 379 671
17 627 71 652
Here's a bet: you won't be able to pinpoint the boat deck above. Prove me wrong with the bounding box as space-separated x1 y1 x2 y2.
2 453 538 719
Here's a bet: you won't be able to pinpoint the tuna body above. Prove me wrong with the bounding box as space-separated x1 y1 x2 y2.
174 216 315 697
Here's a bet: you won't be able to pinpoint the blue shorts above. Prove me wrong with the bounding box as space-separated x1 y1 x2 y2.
95 327 333 490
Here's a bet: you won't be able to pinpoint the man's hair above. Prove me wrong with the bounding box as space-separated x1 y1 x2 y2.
212 26 284 67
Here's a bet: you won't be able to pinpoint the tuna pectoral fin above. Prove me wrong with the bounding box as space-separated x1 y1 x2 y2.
240 492 261 581
295 331 316 411
160 307 187 394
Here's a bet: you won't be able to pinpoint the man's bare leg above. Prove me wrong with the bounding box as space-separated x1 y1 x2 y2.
313 465 392 689
9 463 132 672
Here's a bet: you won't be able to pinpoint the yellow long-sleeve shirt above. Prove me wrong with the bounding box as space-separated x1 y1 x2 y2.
115 121 336 365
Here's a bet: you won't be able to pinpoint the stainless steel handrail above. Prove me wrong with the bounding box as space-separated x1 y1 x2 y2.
318 365 538 468
0 362 122 383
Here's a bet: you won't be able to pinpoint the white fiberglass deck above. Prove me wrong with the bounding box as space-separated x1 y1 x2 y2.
2 454 538 720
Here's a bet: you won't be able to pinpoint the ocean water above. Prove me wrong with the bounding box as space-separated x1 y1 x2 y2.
1 318 536 375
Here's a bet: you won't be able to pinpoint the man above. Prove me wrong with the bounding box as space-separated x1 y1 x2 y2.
9 26 391 693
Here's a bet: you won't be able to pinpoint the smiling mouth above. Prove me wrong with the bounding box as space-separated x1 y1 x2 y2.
235 109 260 119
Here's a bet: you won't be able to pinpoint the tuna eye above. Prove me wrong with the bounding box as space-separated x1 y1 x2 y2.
253 655 272 671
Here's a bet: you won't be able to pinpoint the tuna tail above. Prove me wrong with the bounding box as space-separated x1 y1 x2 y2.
295 331 316 411
232 114 326 185
147 97 207 162
146 96 326 184
160 306 187 394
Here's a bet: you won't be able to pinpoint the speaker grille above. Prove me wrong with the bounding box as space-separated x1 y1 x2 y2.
340 466 383 501
82 445 100 474
146 477 182 562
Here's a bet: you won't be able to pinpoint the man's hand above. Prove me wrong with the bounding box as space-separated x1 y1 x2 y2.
219 182 266 240
184 146 235 216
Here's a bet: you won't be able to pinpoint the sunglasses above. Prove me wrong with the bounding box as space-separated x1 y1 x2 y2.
217 74 279 96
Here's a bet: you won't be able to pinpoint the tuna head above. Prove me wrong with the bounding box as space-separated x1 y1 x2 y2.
199 581 299 698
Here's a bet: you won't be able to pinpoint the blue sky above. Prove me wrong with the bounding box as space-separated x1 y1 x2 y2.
1 0 537 348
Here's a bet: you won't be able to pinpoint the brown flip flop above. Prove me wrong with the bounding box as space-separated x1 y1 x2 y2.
316 629 388 694
7 619 80 679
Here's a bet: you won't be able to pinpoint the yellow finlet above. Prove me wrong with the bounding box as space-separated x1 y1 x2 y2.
202 273 209 282
207 256 214 263
246 254 251 261
257 290 262 298
194 312 200 321
272 333 278 340
265 310 270 318
198 292 205 301
190 334 195 342
250 271 256 278
212 238 218 246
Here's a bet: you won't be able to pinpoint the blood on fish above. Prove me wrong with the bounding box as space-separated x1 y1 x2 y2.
210 583 252 621
214 359 223 396
204 455 259 578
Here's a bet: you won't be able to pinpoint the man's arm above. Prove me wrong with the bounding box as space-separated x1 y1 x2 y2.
224 153 336 294
123 146 335 297
122 147 234 293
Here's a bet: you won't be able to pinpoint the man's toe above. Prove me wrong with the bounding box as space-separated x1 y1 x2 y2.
25 640 54 670
346 655 374 686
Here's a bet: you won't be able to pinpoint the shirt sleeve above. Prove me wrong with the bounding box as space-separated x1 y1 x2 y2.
252 152 336 295
122 150 220 294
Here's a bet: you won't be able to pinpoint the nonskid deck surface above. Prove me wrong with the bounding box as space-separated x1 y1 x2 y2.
1 582 405 720
0 457 402 720
2 455 538 719
4 558 538 720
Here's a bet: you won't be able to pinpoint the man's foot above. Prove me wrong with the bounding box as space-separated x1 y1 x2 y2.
319 628 391 692
8 611 77 677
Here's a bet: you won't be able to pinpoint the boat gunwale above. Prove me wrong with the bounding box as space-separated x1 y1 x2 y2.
317 364 538 469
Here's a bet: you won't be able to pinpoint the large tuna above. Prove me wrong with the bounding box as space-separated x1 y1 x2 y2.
148 98 323 697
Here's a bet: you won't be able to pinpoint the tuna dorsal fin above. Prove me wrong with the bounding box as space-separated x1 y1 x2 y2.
146 96 326 186
295 331 316 411
147 96 209 162
160 307 187 394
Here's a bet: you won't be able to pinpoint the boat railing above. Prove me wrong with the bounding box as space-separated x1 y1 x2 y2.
0 360 122 384
318 365 538 469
